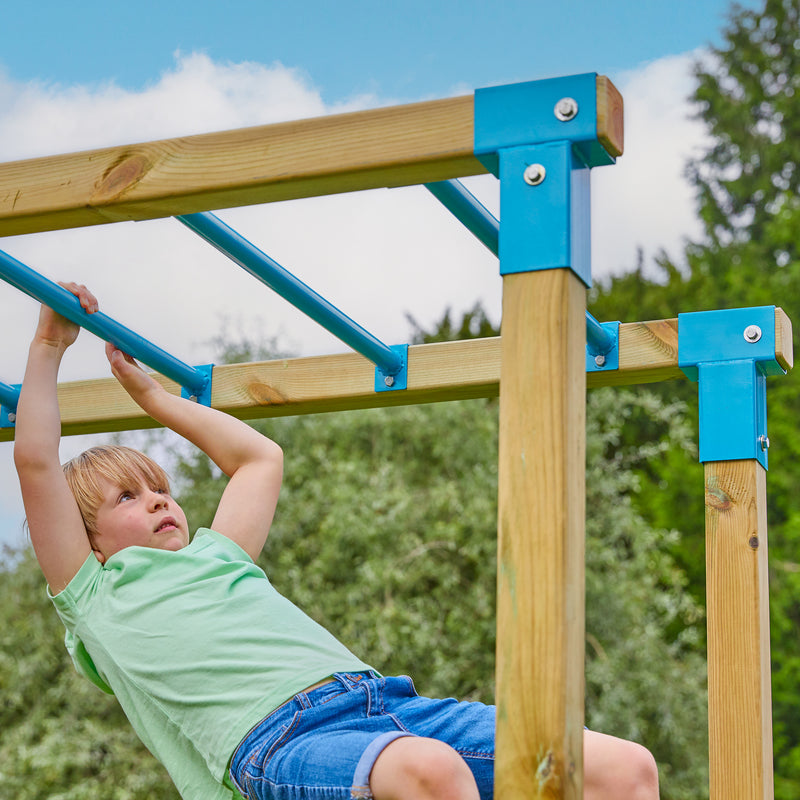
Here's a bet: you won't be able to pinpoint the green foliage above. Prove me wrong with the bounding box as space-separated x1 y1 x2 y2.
0 548 178 799
1 388 707 798
589 1 800 795
166 391 709 797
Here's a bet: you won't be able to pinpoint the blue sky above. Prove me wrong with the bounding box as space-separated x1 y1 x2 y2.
0 0 758 549
3 0 747 102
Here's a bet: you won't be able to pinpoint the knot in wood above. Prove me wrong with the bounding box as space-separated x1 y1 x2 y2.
705 483 732 511
247 381 286 405
94 153 152 202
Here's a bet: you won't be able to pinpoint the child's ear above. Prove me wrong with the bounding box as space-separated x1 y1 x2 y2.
92 547 106 565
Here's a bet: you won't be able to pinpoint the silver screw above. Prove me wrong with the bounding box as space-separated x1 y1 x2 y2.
189 395 198 403
523 164 546 186
760 435 770 451
594 354 606 367
554 97 579 121
7 412 16 423
384 375 395 387
744 325 762 343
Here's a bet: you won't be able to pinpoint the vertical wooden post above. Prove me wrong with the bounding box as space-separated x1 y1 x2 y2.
495 268 586 799
705 459 774 799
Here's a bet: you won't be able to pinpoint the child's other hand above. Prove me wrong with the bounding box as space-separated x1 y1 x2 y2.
105 342 162 400
35 282 98 349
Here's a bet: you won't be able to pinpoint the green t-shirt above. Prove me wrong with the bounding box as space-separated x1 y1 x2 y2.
49 528 372 800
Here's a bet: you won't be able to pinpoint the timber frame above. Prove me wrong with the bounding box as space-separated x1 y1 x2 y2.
0 72 791 799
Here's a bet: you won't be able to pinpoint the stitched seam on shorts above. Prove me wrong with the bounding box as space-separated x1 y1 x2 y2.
248 710 303 771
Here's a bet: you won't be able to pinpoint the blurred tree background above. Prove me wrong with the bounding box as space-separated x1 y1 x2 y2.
1 0 798 797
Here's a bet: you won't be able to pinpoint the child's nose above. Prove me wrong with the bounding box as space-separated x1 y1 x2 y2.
148 491 167 509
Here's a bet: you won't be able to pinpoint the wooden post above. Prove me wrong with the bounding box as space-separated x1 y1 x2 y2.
705 459 774 799
495 269 586 799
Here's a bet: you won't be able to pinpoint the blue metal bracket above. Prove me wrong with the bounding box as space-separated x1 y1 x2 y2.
679 306 784 468
374 344 408 392
495 141 592 285
180 364 214 406
586 319 619 372
0 381 20 428
474 73 618 288
474 72 616 176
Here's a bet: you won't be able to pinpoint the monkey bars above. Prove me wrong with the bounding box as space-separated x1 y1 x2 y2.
0 70 790 800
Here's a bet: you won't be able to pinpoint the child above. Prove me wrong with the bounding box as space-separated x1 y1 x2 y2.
14 283 660 800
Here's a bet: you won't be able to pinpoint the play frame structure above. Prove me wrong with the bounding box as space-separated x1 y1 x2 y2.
0 72 790 798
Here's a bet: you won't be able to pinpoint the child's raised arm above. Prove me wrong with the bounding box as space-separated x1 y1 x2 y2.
106 344 283 561
14 284 97 593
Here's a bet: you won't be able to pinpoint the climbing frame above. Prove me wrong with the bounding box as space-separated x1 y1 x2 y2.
0 72 790 799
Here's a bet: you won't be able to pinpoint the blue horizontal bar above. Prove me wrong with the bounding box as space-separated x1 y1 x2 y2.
177 212 404 377
0 379 19 411
424 180 499 255
0 250 209 396
424 182 614 358
585 311 616 356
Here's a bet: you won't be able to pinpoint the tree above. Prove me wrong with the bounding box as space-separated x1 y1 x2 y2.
0 316 709 798
589 1 800 795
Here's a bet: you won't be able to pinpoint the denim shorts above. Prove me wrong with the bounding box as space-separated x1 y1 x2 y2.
229 671 495 800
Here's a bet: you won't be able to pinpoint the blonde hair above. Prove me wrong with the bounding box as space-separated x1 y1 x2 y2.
63 445 171 536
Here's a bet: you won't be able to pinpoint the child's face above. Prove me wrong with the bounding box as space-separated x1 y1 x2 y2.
91 475 190 564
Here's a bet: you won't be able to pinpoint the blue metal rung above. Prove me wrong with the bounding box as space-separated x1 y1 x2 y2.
177 212 408 390
424 180 499 255
0 249 211 403
0 380 20 428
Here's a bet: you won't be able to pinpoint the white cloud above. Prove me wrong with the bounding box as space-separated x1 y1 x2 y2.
0 51 707 548
591 52 710 278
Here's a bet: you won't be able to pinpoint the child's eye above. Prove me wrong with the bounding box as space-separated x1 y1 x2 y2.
118 491 134 503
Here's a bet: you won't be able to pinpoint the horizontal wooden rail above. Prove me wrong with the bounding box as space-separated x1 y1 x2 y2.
0 96 483 236
0 317 684 441
1 309 789 441
0 76 622 237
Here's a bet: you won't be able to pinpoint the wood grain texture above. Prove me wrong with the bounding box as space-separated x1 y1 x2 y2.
705 459 774 800
0 317 695 442
0 95 483 236
495 270 586 799
596 76 624 158
775 306 793 371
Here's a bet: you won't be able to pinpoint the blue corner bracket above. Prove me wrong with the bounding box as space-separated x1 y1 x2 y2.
679 306 785 469
374 344 409 393
586 318 619 372
180 364 214 407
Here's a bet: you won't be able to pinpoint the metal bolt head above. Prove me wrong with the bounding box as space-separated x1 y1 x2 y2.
189 395 199 403
523 163 546 186
554 97 579 121
7 412 16 423
760 434 770 451
384 375 395 387
744 325 762 343
594 354 606 367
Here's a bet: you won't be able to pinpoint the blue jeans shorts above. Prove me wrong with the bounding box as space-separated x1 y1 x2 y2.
229 671 495 800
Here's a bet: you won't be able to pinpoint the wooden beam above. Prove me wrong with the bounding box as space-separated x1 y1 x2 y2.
596 76 624 158
0 95 483 236
495 270 586 799
0 337 502 441
705 459 774 799
0 76 623 238
0 309 787 440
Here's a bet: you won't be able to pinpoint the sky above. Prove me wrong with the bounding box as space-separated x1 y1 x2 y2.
0 0 755 551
